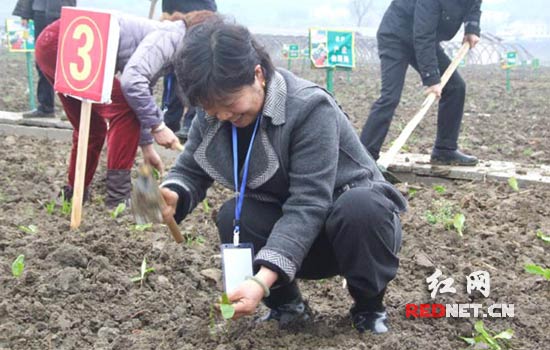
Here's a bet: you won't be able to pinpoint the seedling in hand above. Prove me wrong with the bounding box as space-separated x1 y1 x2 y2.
460 320 513 350
12 255 25 277
524 264 550 280
131 256 155 285
219 292 235 320
111 202 126 219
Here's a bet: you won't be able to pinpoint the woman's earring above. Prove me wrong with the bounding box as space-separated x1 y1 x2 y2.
262 81 266 88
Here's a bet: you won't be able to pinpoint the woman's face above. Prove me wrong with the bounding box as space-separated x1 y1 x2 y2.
204 65 266 128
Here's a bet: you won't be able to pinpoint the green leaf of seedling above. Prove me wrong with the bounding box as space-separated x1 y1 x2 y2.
433 185 446 194
131 257 155 283
220 292 235 320
453 213 466 237
460 336 476 345
474 321 499 348
524 264 550 280
12 255 25 277
45 200 56 215
151 168 160 180
536 230 550 243
202 199 211 214
18 224 37 234
111 202 126 219
132 223 153 231
494 329 514 340
408 188 418 198
508 177 519 192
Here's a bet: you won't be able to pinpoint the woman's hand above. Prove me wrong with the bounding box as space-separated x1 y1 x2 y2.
153 127 180 150
159 187 178 222
425 83 442 98
141 143 164 176
227 266 278 319
463 34 480 49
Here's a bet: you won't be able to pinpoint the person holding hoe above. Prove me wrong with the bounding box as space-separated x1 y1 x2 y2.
160 19 407 333
360 0 482 165
34 8 215 207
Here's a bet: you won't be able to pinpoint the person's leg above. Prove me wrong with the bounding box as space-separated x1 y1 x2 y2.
360 34 412 160
31 12 55 115
215 198 311 327
162 74 184 132
324 185 402 333
35 20 106 196
95 79 141 208
429 45 478 165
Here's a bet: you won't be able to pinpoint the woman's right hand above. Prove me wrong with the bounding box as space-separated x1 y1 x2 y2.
153 127 180 150
141 143 165 176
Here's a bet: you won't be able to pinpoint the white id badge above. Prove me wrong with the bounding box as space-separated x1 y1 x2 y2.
220 243 254 294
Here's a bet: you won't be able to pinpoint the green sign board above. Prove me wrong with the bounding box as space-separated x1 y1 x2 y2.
6 18 35 52
506 51 517 67
309 28 355 69
282 44 300 60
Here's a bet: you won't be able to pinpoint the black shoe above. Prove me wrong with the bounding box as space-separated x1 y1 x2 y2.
22 109 55 119
61 185 90 203
430 149 478 166
351 306 389 334
258 297 313 330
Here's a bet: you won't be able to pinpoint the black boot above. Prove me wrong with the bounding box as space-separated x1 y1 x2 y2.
258 296 313 330
61 185 90 203
348 286 389 334
430 148 478 166
105 169 132 209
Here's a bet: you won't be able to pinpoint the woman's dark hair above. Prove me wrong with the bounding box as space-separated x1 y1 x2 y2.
174 19 275 108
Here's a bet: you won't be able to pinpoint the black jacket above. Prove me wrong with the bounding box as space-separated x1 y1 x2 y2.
378 0 482 86
161 0 217 14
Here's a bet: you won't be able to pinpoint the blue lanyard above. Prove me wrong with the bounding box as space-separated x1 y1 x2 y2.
232 114 262 246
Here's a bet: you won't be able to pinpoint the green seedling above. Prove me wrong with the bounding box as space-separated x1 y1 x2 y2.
408 188 418 198
60 192 72 216
131 257 155 285
460 320 513 350
45 200 56 215
448 213 465 237
508 177 519 192
132 223 153 232
522 148 533 157
524 264 550 280
202 199 211 214
111 202 126 219
433 185 446 194
185 234 205 246
151 168 161 180
425 200 454 225
18 224 37 234
536 230 550 243
220 292 235 320
12 255 25 277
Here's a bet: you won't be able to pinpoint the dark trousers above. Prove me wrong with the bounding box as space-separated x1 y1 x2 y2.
33 11 56 113
162 73 184 132
360 34 466 160
215 186 402 308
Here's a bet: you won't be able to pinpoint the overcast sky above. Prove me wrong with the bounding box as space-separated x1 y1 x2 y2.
3 0 549 35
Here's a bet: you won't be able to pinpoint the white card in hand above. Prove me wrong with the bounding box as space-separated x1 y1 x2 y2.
220 243 254 294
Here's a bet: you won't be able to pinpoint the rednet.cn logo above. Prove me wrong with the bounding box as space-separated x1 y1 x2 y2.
406 269 514 319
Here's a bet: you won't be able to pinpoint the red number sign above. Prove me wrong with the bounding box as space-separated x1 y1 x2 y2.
54 7 119 103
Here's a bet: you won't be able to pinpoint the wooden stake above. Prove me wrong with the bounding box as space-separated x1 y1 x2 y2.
70 100 92 229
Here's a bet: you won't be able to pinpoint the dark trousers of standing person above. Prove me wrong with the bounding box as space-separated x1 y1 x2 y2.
215 186 402 310
162 73 184 132
32 10 56 114
360 33 466 160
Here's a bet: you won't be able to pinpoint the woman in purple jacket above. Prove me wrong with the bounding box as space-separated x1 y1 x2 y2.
35 9 214 207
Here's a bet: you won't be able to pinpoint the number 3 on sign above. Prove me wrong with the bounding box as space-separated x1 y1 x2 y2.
70 24 94 82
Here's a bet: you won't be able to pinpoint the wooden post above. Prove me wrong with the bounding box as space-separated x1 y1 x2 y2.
70 100 92 229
